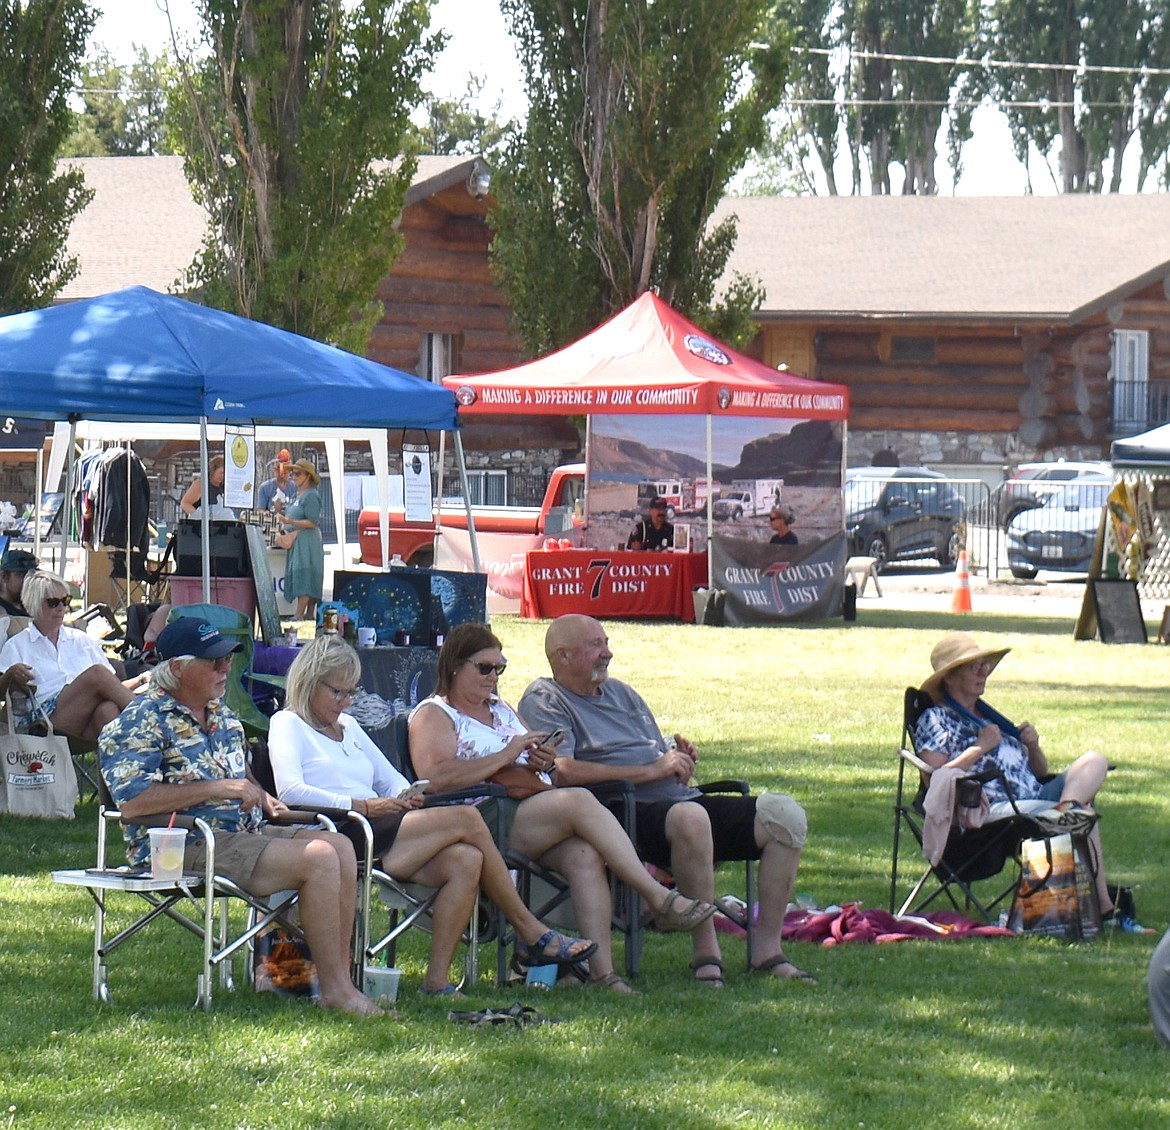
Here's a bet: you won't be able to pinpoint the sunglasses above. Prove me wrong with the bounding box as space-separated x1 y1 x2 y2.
322 681 361 701
44 596 70 609
468 660 507 677
198 655 234 671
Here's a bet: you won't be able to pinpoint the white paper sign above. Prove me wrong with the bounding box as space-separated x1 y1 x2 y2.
224 425 256 509
402 443 432 524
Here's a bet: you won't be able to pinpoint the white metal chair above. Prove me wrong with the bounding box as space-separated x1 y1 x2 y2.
52 781 322 1009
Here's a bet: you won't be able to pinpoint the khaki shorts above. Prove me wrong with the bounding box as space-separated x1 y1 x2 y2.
183 825 303 889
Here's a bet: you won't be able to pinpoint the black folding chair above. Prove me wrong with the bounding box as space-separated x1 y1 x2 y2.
890 686 1043 922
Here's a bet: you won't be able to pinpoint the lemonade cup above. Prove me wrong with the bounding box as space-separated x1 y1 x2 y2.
149 828 187 880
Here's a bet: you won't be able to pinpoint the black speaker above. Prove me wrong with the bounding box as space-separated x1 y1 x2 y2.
175 520 250 578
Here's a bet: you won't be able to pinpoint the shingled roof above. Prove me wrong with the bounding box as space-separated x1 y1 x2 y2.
57 154 478 302
713 194 1170 324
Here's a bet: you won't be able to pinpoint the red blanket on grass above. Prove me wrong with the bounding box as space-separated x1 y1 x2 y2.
714 902 1015 945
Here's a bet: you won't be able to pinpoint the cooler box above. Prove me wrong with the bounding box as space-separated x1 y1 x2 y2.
169 576 257 624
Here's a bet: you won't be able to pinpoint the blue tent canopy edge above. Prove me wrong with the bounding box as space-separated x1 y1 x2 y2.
0 286 459 431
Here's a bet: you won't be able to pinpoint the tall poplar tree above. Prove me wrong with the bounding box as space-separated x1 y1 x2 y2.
491 0 788 356
172 0 441 351
0 0 95 313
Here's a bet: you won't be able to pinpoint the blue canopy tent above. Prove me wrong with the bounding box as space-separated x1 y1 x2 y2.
0 286 470 594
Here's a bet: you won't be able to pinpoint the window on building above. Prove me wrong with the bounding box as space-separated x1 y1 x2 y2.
457 470 508 506
888 336 937 363
419 333 458 382
1110 329 1150 432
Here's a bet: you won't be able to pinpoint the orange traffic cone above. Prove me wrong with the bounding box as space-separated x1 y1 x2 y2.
951 549 972 613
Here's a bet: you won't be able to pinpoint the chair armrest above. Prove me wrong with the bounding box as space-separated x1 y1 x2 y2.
697 778 750 796
899 747 934 775
583 780 635 803
421 783 507 807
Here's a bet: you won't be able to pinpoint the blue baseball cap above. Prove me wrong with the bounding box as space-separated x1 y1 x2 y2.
156 618 242 660
1 549 39 574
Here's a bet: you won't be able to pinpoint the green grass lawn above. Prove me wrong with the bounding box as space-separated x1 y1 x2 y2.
2 609 1167 1128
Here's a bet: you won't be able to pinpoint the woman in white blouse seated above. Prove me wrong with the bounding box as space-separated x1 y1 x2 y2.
0 571 146 741
267 635 596 997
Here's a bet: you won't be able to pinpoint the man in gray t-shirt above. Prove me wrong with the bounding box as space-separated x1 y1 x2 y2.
519 614 815 988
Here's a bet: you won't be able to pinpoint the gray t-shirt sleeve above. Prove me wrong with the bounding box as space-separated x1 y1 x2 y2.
518 677 695 803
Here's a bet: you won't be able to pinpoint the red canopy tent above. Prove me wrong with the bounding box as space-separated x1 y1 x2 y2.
444 292 849 420
443 294 849 597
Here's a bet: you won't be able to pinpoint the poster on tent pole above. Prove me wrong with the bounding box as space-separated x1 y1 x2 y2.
402 443 433 524
585 413 846 623
224 424 256 510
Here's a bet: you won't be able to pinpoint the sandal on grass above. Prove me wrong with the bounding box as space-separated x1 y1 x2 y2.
515 929 597 968
588 971 640 995
419 983 464 998
750 954 816 984
652 890 717 933
690 955 725 988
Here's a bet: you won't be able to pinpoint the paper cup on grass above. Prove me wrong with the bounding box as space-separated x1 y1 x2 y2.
149 827 187 880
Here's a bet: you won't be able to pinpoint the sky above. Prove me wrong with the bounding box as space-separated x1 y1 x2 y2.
90 0 527 118
87 1 1141 196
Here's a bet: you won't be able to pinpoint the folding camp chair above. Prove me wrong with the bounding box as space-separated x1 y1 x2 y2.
52 778 325 1010
167 603 284 738
890 686 1043 922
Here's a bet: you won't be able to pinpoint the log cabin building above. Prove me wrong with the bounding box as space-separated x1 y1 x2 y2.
715 194 1170 478
48 159 1170 501
52 155 573 514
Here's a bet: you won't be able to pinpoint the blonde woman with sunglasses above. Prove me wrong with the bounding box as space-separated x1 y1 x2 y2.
268 635 599 997
0 570 147 740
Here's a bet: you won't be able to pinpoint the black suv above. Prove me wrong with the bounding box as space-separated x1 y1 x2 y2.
845 467 966 570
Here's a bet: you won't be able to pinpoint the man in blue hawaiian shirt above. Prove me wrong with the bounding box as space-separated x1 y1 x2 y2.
99 617 383 1016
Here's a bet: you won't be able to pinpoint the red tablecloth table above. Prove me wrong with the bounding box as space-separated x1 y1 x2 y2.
521 549 708 621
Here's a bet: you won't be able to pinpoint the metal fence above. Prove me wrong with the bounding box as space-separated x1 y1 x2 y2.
1111 379 1170 437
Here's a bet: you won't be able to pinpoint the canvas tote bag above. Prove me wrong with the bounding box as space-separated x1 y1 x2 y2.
1007 832 1101 941
0 694 79 819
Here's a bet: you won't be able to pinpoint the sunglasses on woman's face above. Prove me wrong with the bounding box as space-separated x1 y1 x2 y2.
468 660 507 677
44 596 70 609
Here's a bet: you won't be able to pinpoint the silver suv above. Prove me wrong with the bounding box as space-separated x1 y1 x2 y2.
997 460 1110 527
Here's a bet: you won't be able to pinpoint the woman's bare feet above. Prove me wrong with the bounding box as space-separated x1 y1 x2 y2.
318 987 400 1018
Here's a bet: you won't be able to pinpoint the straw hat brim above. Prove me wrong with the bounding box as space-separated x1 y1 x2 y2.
291 460 320 486
920 633 1010 701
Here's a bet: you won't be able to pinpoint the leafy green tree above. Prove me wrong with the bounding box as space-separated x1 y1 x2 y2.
171 0 442 351
63 45 177 157
766 0 981 195
408 76 513 157
492 0 788 356
987 0 1170 192
0 0 95 313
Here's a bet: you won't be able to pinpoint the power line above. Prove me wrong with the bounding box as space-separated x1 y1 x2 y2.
794 45 1170 79
787 98 1142 109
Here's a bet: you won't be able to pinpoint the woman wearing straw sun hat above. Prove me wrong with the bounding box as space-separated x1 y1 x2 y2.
913 631 1144 931
280 459 324 620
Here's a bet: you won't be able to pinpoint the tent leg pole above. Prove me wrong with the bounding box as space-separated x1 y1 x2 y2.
199 419 211 604
706 414 714 591
453 432 480 573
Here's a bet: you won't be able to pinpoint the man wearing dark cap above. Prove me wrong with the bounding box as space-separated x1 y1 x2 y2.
0 549 39 615
99 617 383 1017
627 496 674 551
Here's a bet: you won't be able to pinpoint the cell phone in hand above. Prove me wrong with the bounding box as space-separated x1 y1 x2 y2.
543 728 566 748
398 779 430 801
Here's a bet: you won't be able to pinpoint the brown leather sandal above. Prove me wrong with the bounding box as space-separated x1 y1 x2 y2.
690 955 725 988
